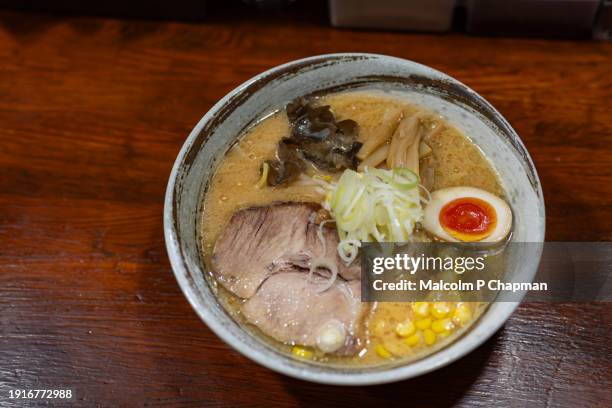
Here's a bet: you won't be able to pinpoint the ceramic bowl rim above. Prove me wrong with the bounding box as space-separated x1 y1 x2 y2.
163 53 546 385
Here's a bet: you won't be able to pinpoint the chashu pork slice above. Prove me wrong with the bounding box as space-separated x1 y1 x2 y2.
242 271 365 355
212 203 360 299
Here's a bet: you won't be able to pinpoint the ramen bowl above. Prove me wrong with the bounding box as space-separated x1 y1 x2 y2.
164 53 545 385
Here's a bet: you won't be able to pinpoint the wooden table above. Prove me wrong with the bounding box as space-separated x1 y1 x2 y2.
1 9 611 407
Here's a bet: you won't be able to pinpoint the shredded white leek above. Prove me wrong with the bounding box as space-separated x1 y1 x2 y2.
317 219 334 256
320 167 424 263
419 183 432 204
305 219 339 293
308 257 339 293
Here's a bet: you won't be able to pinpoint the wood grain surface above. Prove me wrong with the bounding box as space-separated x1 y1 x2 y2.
1 8 611 408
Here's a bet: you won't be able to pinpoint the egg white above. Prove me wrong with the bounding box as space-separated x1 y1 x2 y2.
422 186 512 243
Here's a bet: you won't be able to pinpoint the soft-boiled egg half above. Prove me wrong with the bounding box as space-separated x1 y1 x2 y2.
423 186 512 243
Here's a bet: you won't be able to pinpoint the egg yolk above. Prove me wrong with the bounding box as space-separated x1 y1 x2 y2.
439 197 497 241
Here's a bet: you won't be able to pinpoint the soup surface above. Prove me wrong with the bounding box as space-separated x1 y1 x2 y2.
200 91 505 366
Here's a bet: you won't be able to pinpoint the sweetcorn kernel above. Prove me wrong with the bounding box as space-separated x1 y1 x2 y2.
437 331 451 339
452 303 473 326
375 344 392 359
416 317 432 330
384 340 407 357
431 302 451 319
423 329 437 345
412 302 430 317
432 318 455 334
395 320 416 337
292 346 313 359
373 319 389 337
404 332 422 347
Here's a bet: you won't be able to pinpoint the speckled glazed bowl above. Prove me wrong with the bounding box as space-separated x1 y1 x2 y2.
164 53 545 385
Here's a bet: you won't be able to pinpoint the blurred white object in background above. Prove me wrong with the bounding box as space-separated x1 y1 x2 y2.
329 0 456 32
